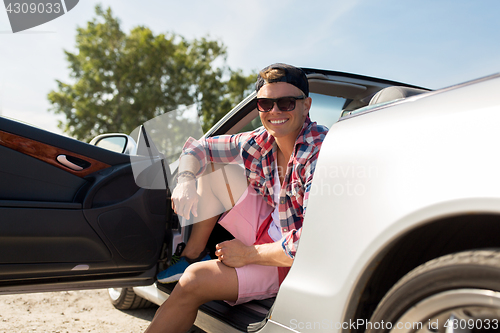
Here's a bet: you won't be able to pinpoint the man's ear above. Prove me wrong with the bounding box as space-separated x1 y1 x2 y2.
303 97 312 117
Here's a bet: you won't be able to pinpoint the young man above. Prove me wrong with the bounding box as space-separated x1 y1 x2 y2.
145 63 328 333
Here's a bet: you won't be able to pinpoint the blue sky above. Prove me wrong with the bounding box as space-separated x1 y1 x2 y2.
1 0 499 136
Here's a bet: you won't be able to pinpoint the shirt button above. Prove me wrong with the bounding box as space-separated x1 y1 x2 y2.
283 228 288 232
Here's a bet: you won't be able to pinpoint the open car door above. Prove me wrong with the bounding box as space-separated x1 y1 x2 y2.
0 117 169 294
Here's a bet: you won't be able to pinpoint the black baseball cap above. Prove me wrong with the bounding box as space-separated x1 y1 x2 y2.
255 63 309 97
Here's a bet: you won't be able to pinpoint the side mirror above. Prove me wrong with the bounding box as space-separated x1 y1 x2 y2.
89 134 137 155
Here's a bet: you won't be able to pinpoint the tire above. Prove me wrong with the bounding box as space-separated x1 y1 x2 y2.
108 287 155 310
366 250 500 333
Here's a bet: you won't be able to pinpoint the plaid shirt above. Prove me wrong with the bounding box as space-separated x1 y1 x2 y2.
182 117 328 259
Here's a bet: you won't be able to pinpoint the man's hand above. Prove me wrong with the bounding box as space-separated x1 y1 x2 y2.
215 239 252 268
216 239 293 268
171 178 199 219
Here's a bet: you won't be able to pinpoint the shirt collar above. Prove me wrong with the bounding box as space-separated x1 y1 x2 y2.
256 116 312 158
294 116 312 146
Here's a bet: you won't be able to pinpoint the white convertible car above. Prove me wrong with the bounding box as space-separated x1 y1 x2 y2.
1 68 499 333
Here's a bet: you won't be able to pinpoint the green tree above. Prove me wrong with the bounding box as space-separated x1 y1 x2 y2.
48 5 256 141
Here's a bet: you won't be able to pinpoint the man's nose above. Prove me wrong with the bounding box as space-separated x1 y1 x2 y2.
270 103 282 113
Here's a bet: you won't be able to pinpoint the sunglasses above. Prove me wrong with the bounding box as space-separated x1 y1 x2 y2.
256 95 306 112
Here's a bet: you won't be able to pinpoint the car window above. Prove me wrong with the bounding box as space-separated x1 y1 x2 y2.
237 111 263 133
237 93 345 134
308 93 345 128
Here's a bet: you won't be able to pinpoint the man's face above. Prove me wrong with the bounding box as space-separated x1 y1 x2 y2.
257 82 311 141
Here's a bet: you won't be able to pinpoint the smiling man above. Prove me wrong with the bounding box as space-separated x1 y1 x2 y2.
145 63 329 333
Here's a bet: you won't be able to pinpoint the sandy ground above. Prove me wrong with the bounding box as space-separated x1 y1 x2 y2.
0 289 205 333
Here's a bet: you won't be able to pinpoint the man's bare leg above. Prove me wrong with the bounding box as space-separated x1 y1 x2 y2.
179 163 248 259
181 215 219 258
148 165 249 331
145 260 238 333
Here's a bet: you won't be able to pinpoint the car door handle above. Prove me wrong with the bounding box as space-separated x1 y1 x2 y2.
56 154 84 171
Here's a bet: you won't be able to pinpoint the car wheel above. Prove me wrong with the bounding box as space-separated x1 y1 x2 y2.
108 287 155 310
366 250 500 333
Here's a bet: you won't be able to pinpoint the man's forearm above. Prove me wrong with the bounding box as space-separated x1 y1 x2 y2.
249 241 293 267
178 154 201 176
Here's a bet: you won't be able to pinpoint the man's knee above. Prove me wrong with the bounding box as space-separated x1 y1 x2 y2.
176 262 207 296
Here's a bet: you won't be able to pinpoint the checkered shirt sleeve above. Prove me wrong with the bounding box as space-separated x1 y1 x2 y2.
181 133 251 175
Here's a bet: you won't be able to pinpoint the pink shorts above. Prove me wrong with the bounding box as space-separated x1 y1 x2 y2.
218 187 280 305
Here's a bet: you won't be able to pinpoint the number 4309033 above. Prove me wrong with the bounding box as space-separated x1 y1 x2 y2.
444 318 498 330
5 2 62 14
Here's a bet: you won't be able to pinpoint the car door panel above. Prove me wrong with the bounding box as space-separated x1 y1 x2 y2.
0 144 87 202
82 184 166 267
0 117 167 291
0 129 111 178
0 208 111 264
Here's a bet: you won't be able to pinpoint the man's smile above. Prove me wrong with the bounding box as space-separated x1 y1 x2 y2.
269 119 289 125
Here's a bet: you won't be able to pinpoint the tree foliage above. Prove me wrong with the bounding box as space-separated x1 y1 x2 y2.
48 5 256 141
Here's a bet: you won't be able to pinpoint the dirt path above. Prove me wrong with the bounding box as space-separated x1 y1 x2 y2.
0 289 204 333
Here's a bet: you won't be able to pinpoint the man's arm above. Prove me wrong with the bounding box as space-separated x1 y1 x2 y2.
177 154 201 176
252 241 294 266
172 133 248 219
215 239 293 268
171 154 201 218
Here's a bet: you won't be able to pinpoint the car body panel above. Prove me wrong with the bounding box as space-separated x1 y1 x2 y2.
263 74 500 332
